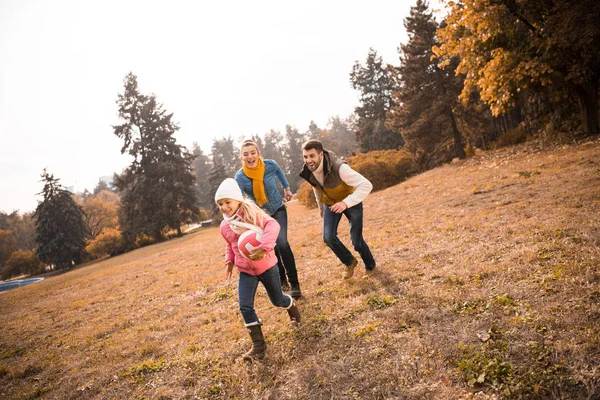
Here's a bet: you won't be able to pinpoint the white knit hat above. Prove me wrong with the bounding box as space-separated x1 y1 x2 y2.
215 178 244 203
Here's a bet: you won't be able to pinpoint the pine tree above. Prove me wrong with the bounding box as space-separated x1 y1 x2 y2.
206 158 228 216
261 129 286 169
112 72 199 245
211 136 239 178
350 48 403 152
34 170 87 270
282 125 306 191
387 0 465 170
93 179 110 196
192 142 211 208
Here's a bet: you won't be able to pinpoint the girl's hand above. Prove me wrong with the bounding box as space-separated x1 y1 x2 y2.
283 187 293 202
249 248 266 260
225 261 234 280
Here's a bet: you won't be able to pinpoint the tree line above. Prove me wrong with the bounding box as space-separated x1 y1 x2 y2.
1 0 597 280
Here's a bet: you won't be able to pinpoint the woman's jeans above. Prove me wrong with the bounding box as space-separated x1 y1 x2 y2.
238 265 292 326
323 202 376 270
272 205 299 284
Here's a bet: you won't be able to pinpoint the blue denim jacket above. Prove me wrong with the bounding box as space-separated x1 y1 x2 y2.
234 159 290 216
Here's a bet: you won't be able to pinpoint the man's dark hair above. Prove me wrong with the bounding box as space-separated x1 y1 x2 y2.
302 139 323 152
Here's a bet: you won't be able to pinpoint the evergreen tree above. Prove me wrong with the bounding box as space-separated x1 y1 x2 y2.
261 129 286 169
206 158 228 216
328 115 358 157
34 170 87 270
387 0 466 170
282 125 306 191
112 72 199 245
350 48 403 151
192 142 211 207
211 136 239 178
93 179 110 196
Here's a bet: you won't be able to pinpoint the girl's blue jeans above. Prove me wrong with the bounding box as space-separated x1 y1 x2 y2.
238 264 292 326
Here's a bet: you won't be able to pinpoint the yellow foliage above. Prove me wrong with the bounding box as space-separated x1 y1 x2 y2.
86 228 123 259
296 181 318 209
1 250 42 280
135 233 156 248
347 149 415 191
83 197 119 239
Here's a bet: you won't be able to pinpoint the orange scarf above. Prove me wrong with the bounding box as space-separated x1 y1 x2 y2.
243 158 268 206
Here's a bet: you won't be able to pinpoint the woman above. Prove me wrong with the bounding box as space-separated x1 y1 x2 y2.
234 139 302 299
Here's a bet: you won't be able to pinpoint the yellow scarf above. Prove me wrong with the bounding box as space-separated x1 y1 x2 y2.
243 158 268 206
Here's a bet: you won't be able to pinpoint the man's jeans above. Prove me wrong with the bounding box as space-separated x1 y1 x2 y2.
323 202 376 270
238 264 292 326
272 205 299 284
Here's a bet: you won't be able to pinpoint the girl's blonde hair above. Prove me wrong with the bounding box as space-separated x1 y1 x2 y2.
238 197 269 227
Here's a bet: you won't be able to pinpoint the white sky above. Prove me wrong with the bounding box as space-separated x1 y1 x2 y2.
1 0 442 214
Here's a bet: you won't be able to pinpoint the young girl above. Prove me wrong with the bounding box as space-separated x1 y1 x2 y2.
215 178 300 361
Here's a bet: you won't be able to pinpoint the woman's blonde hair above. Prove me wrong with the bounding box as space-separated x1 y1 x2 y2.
240 139 262 158
238 197 268 227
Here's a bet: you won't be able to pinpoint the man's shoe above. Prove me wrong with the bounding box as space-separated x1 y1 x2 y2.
290 283 302 299
343 258 358 280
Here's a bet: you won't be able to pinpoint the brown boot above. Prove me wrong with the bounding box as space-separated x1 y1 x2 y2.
343 258 358 280
287 299 301 324
242 325 266 361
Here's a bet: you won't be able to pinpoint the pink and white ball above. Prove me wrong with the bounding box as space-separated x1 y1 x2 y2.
237 229 264 260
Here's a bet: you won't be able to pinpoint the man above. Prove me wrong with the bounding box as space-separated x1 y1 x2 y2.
299 139 376 279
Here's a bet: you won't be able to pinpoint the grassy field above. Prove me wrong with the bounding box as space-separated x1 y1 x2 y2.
1 138 599 399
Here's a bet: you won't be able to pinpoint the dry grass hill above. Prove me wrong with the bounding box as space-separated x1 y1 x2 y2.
1 138 599 399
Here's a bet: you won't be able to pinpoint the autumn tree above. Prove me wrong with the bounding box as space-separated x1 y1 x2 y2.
79 196 119 239
34 170 87 269
0 229 18 270
387 0 466 170
350 48 403 151
112 72 200 245
0 211 36 251
434 0 600 136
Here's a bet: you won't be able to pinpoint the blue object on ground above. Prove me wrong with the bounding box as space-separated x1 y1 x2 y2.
0 277 45 293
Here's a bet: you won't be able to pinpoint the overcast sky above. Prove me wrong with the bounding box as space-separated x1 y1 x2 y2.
0 0 443 214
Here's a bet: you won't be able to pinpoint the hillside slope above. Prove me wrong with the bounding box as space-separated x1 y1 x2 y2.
1 138 599 399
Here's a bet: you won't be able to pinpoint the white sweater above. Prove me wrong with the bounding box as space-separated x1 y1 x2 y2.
312 162 373 209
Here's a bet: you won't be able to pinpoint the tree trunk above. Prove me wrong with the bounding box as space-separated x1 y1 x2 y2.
448 107 466 159
574 82 599 135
